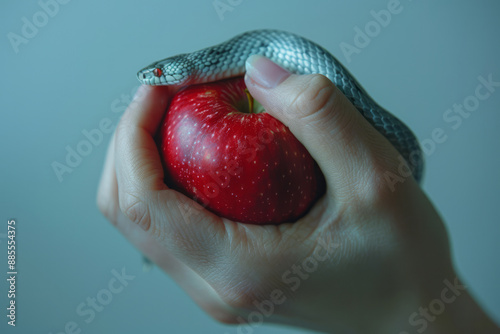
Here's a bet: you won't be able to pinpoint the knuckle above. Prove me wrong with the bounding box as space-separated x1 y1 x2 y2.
291 74 337 120
214 262 293 316
218 283 263 313
119 192 151 230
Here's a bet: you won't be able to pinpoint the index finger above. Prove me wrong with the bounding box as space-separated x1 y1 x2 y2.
115 84 171 193
113 84 230 269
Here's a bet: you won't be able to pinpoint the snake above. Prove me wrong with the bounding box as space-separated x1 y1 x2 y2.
137 29 423 183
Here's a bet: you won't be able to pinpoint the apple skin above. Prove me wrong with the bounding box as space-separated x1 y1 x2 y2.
158 77 325 224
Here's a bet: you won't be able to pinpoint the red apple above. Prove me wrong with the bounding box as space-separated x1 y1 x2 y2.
158 77 325 224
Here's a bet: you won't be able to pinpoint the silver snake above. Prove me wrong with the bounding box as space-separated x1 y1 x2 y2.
137 29 423 182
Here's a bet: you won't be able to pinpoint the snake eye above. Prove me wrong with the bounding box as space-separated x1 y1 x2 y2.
153 68 163 77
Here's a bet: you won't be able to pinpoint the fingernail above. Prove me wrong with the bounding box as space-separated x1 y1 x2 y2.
245 55 291 88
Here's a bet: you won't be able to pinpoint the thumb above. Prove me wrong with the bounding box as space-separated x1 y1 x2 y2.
244 55 399 200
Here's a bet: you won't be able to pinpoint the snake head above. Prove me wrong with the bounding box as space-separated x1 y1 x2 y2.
137 54 192 86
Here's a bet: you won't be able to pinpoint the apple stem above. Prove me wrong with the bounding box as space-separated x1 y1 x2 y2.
244 88 254 114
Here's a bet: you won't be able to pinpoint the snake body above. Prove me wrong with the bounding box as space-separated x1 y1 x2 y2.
137 29 423 182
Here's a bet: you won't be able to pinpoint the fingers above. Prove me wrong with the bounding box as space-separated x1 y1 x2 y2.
244 55 399 201
114 85 170 192
96 94 238 321
112 84 228 269
113 85 171 231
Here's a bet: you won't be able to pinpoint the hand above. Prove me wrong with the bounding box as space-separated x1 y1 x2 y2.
97 56 499 333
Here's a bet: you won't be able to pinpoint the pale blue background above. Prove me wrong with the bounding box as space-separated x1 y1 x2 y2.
1 0 499 333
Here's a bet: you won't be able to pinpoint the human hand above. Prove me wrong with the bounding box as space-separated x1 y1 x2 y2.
97 56 498 333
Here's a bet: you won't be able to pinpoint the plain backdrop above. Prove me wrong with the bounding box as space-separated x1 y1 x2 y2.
1 0 499 333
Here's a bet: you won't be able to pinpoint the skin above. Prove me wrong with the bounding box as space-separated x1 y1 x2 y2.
97 56 500 333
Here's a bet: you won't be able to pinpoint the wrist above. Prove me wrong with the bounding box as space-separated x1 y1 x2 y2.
381 273 500 334
414 279 499 334
279 267 499 334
